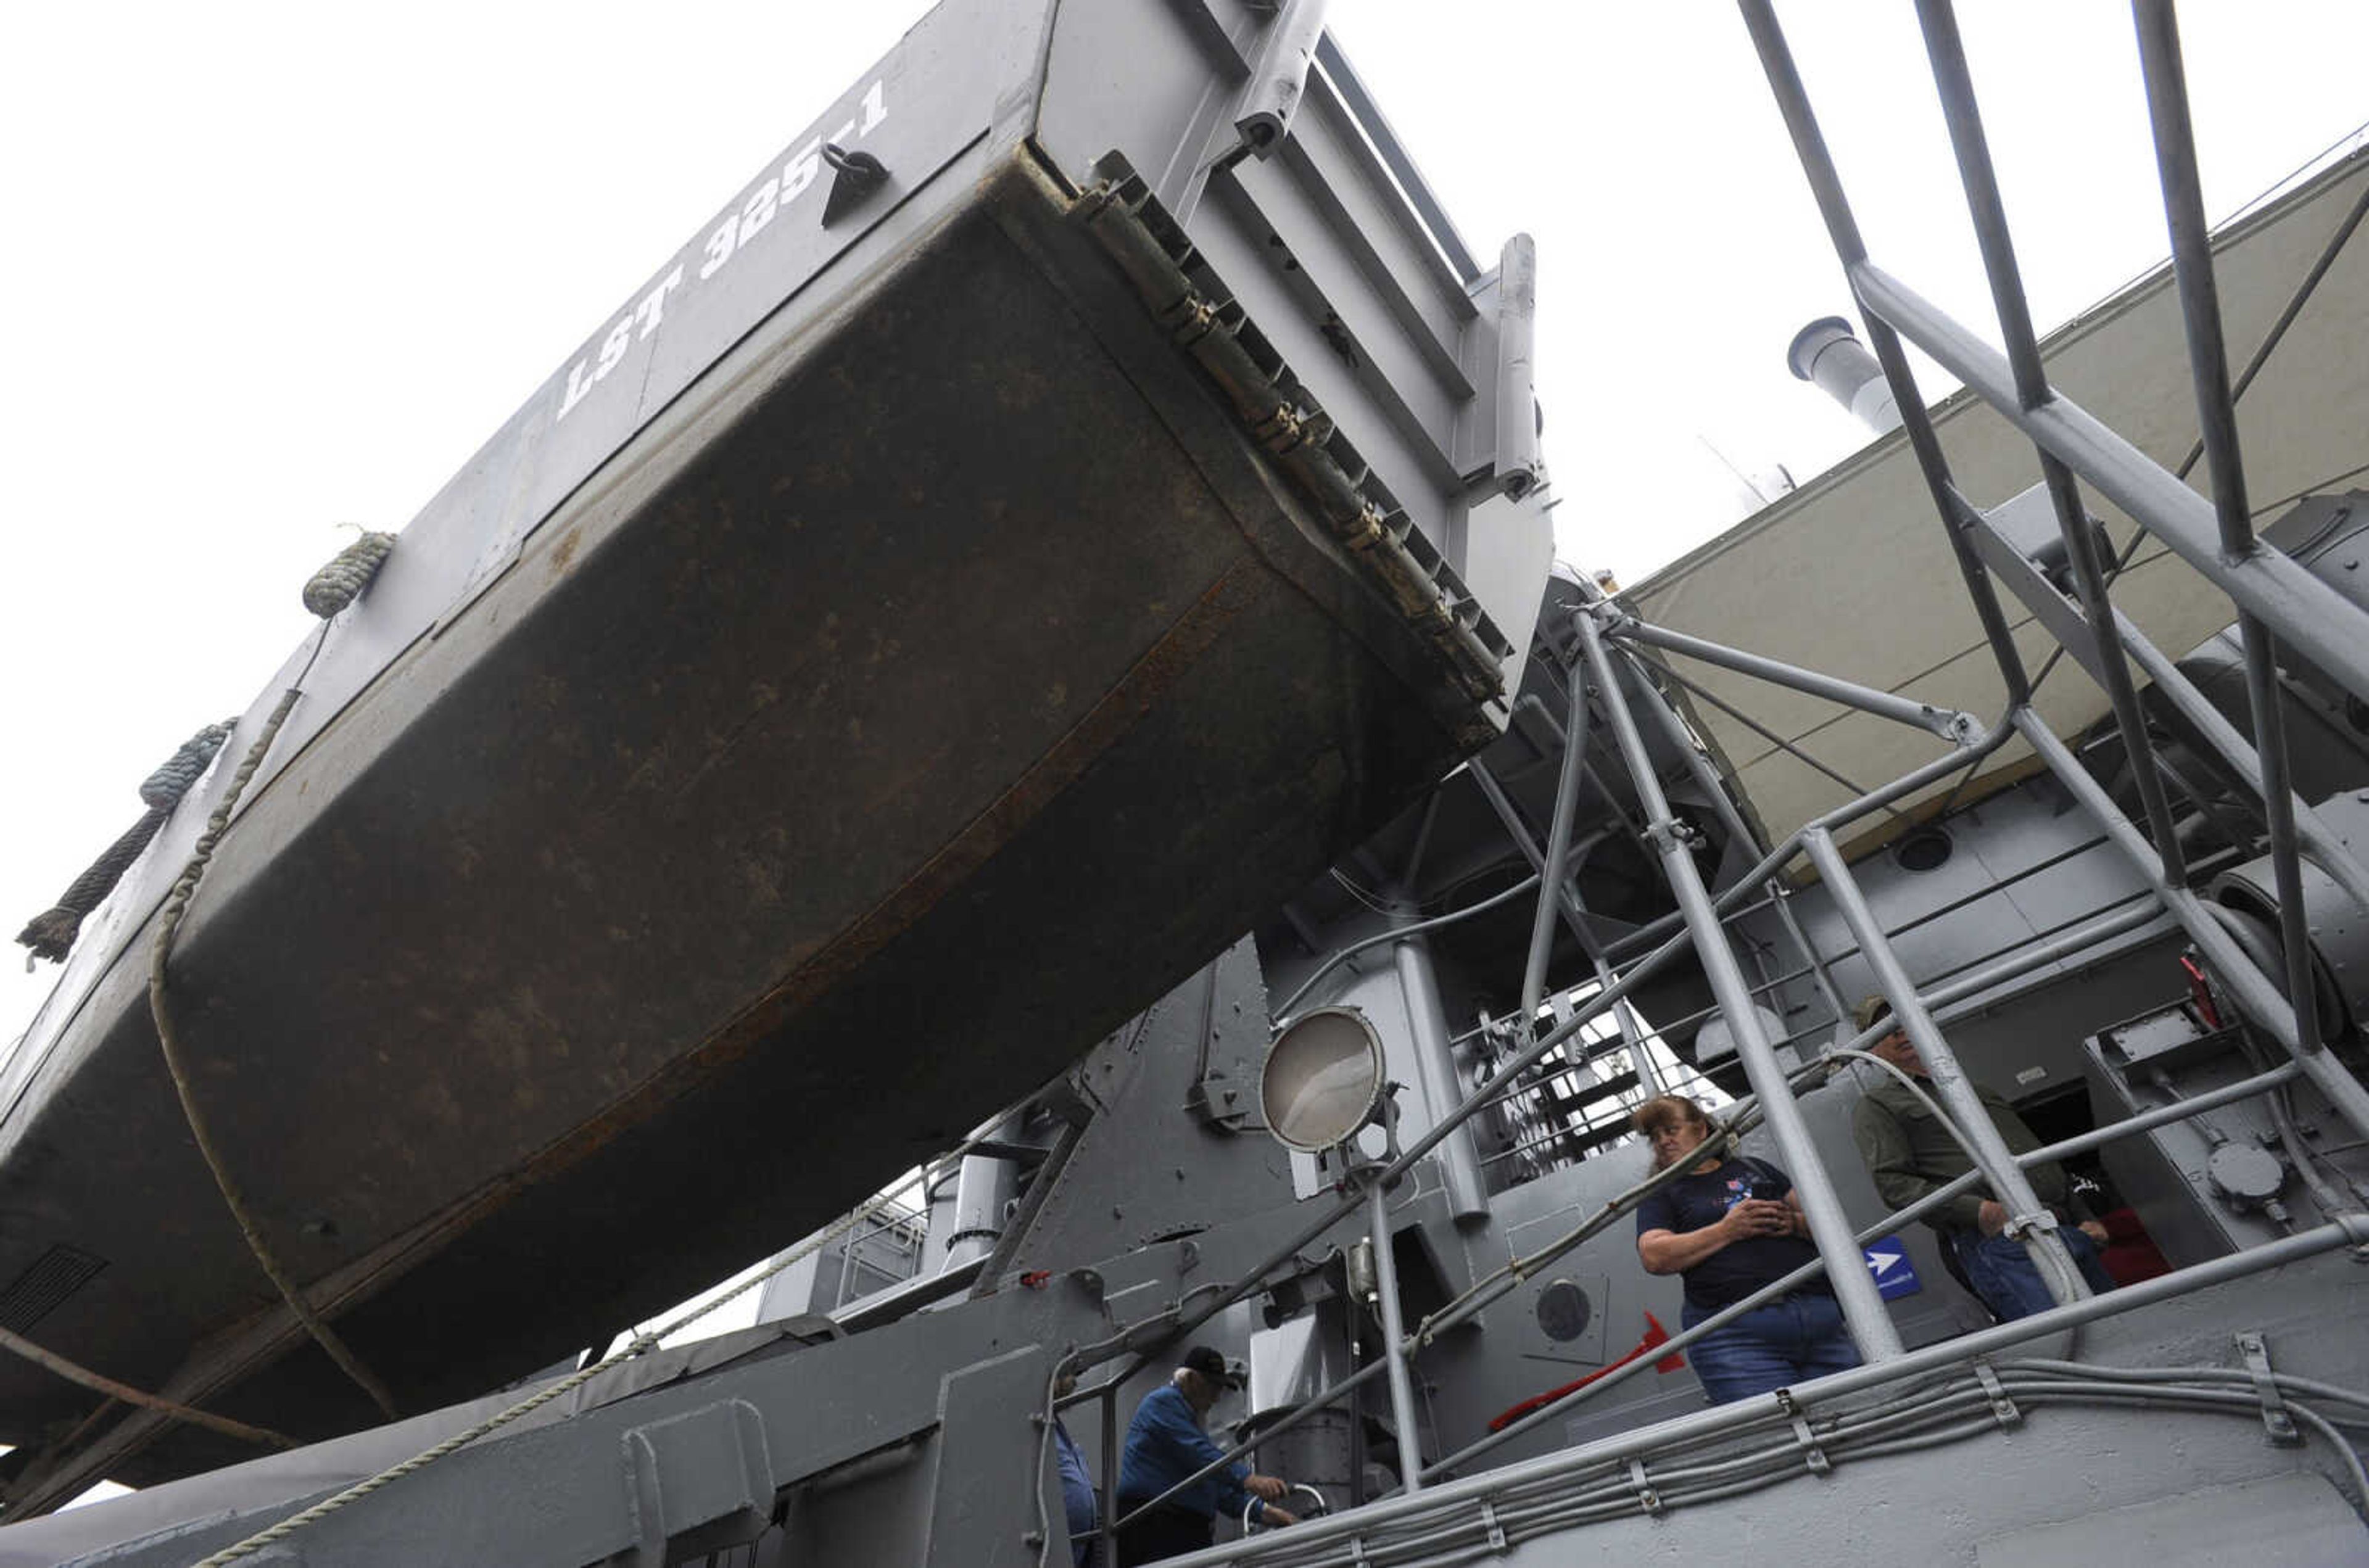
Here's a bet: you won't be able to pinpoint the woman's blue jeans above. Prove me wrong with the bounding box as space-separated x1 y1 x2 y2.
1680 1291 1864 1405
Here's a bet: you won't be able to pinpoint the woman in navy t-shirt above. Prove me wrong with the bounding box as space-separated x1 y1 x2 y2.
1631 1094 1863 1403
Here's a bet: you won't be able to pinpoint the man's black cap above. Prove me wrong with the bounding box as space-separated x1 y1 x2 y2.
1182 1345 1242 1389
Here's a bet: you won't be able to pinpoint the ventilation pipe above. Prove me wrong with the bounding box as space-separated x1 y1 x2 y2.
941 1111 1028 1271
1787 316 1902 434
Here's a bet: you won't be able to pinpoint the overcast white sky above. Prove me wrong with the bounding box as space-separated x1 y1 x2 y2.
4 3 2368 1158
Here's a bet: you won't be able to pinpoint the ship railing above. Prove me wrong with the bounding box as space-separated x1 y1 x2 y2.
1124 1213 2369 1568
1471 820 2175 1193
1048 10 2369 1555
1057 640 2369 1556
1092 1030 2317 1537
1056 597 2369 1548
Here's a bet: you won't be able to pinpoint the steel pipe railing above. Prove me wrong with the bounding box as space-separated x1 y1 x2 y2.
1162 1211 2369 1568
1915 0 2189 890
1070 703 2019 1437
1520 645 1597 1023
1849 257 2369 700
1431 1070 2323 1483
1377 1219 2369 1550
1735 0 2036 712
1115 1093 1792 1528
2112 606 2369 917
1118 909 2263 1522
1803 825 2090 1307
2015 709 2369 1145
2132 0 2326 1058
1366 1176 1424 1494
1416 1056 2318 1483
1601 712 2017 966
1577 609 1907 1363
1610 616 1978 745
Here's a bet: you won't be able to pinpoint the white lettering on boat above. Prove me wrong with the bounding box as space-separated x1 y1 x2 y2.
558 79 889 424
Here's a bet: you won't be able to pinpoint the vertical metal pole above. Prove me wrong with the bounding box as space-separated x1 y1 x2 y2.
1520 645 1597 1022
2016 710 2369 1145
1098 1379 1119 1568
1800 827 2090 1306
1735 0 2033 711
1391 926 1490 1221
1769 885 1851 1032
1576 613 1904 1361
1468 760 1598 957
1596 957 1665 1099
1614 644 1767 859
1914 0 2188 887
1618 645 1858 1097
2114 606 2369 917
1365 1178 1423 1494
2133 0 2324 1055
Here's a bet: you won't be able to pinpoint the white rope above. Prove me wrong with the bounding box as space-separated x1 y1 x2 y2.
194 1123 1004 1566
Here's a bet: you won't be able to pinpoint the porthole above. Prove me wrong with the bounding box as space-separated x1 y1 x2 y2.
1536 1279 1592 1342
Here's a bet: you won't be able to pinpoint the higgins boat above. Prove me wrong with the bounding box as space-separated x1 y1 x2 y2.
0 0 1548 1493
5 2 2369 1566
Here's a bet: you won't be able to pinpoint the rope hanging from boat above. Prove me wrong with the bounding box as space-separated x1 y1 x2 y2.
0 1324 296 1454
191 1116 1017 1567
14 722 235 968
147 530 403 1424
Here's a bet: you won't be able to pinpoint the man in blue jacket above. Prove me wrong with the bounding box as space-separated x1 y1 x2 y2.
1115 1345 1298 1564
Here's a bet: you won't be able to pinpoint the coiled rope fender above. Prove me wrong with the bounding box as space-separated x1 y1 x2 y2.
147 530 402 1426
300 530 395 619
15 720 236 969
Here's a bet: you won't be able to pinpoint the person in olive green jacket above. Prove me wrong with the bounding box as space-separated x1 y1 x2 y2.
1848 997 2115 1322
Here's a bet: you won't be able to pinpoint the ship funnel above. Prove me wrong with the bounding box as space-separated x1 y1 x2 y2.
1787 316 1902 434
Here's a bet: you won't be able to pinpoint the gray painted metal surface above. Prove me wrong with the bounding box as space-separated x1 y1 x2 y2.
11 6 2369 1567
0 0 1551 1495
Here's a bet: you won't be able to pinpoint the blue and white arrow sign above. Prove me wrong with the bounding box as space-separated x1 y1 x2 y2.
1864 1236 1922 1300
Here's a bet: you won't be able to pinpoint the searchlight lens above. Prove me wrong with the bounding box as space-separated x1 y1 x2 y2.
1260 1007 1386 1153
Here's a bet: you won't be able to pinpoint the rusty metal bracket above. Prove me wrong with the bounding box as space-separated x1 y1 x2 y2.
1073 153 1514 711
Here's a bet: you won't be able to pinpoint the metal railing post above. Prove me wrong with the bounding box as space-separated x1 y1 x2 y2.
1916 0 2189 889
1520 647 1596 1023
2112 610 2369 915
1800 825 2090 1306
2015 710 2369 1145
2132 0 2324 1055
1768 883 1852 1032
1099 1379 1120 1567
1845 259 2369 700
1365 1177 1424 1494
1610 617 1979 744
1574 610 1906 1362
1735 0 2035 711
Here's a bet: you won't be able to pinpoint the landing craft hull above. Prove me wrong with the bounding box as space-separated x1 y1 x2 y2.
0 0 1548 1491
